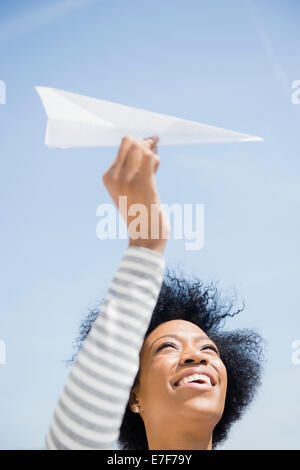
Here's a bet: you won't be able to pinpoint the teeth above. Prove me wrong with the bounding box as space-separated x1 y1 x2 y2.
178 373 212 387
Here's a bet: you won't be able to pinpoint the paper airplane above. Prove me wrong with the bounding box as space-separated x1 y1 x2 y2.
36 86 263 148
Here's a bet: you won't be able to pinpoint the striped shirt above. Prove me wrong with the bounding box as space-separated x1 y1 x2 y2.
45 246 165 450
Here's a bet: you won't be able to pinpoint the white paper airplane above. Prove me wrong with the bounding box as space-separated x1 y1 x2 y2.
36 86 263 148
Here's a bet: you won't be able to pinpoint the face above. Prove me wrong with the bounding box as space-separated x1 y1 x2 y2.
131 320 227 437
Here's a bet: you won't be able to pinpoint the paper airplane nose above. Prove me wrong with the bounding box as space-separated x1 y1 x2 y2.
36 86 263 148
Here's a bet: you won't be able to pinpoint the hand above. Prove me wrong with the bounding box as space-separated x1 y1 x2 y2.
102 136 170 254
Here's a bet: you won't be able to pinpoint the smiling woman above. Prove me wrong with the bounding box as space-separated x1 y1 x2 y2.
74 270 264 450
45 136 264 450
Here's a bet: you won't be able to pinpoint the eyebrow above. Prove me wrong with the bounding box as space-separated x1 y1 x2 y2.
149 333 218 352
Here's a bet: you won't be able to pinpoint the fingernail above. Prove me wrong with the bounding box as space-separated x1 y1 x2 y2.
145 135 159 143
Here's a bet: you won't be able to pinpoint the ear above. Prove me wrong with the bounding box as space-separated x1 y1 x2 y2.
129 386 140 413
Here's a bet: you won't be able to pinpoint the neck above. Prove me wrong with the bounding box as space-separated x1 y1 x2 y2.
147 426 213 450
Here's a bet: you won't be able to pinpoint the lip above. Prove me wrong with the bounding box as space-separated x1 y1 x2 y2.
175 382 214 392
172 367 216 388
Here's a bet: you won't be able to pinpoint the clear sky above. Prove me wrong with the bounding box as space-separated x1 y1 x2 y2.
0 0 299 450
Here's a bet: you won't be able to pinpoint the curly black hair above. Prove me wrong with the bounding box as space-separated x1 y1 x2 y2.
71 268 265 449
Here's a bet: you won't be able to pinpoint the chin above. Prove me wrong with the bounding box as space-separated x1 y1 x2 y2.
182 402 223 423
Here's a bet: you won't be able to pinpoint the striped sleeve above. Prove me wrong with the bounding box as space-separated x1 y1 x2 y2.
45 246 165 450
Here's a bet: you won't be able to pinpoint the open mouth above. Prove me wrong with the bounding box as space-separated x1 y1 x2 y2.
174 373 215 388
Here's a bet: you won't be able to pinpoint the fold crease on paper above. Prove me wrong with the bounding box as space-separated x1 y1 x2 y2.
36 86 263 148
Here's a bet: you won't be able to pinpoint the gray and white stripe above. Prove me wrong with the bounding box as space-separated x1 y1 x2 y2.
46 246 165 450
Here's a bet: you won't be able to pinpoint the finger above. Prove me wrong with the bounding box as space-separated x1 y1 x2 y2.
143 136 159 150
120 144 143 181
154 152 160 172
112 136 137 177
139 150 160 179
152 144 158 155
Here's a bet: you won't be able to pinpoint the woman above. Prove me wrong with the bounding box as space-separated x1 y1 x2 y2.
46 136 264 450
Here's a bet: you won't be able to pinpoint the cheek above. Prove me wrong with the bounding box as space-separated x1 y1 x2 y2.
220 363 227 388
140 357 175 401
210 358 227 388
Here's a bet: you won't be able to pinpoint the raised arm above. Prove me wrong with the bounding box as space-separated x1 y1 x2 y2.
45 136 169 449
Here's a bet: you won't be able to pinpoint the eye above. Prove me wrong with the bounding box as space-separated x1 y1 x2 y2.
202 344 219 354
156 342 177 353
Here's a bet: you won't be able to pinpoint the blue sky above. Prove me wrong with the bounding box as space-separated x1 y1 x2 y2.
0 0 299 449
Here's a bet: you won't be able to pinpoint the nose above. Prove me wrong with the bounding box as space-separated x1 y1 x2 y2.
179 346 208 365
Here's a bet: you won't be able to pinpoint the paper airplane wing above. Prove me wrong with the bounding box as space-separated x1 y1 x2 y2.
36 86 263 148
